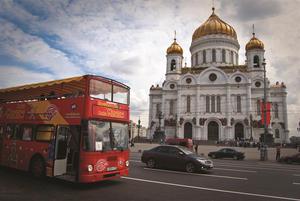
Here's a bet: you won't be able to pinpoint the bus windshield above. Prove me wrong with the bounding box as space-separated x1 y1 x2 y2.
84 120 128 151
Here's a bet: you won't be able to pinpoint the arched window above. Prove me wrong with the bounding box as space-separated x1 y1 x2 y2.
217 96 221 113
212 49 216 62
170 59 176 71
203 50 206 63
222 49 226 63
274 103 279 118
169 100 174 115
187 95 191 113
275 129 280 138
206 96 210 113
237 95 241 113
253 55 260 67
211 95 215 113
231 51 234 64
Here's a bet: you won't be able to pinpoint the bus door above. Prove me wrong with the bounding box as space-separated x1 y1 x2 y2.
54 126 70 176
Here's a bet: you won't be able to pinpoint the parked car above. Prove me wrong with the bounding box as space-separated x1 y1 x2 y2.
278 153 300 164
141 145 213 173
208 148 245 160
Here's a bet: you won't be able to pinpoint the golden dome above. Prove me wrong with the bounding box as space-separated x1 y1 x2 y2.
192 9 237 41
246 34 264 51
166 39 183 55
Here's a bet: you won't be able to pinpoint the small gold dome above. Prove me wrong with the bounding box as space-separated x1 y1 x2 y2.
166 39 183 55
246 34 264 51
192 9 237 41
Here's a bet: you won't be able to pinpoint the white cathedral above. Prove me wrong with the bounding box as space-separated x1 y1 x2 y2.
148 8 289 143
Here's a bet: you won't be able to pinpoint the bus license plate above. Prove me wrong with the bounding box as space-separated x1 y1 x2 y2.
107 167 117 171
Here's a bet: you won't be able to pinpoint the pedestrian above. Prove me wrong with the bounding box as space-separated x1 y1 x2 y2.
276 145 281 161
194 144 198 154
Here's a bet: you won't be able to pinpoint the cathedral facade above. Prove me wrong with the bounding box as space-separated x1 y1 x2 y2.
148 8 289 143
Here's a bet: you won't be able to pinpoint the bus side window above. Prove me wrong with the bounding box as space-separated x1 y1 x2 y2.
6 125 14 139
14 125 22 140
0 125 3 144
21 125 34 141
0 126 3 137
35 125 54 142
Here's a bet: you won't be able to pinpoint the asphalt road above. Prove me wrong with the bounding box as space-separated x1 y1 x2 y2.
0 152 300 201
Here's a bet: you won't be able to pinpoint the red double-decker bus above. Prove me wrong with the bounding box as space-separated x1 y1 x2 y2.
0 75 130 183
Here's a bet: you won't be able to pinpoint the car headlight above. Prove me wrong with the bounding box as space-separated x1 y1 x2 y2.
196 159 206 164
125 160 129 167
87 165 93 172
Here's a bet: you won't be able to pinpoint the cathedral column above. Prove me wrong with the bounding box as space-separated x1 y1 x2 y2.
282 90 288 141
161 92 166 129
196 85 200 140
148 95 154 139
246 83 251 115
176 86 181 138
246 83 252 139
225 84 232 139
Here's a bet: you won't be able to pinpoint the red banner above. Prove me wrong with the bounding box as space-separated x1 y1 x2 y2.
261 102 271 126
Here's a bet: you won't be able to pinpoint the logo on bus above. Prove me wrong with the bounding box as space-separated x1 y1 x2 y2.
45 104 57 120
95 159 108 172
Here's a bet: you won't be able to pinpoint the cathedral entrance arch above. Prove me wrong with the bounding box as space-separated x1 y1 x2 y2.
184 122 193 139
235 123 244 140
208 121 219 141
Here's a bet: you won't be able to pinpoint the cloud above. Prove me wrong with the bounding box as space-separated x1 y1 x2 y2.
221 0 282 22
0 19 83 77
0 66 54 88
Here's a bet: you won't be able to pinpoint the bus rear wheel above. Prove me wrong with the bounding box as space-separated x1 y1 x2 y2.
30 157 45 178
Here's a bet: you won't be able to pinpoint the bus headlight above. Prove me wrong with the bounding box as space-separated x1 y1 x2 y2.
125 160 129 167
87 165 93 172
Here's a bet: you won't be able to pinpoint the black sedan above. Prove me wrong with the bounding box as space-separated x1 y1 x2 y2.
279 153 300 164
141 145 213 173
208 148 245 160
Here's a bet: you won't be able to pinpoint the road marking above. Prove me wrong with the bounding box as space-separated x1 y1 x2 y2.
215 163 300 173
214 167 256 173
130 160 141 163
294 174 300 177
293 182 300 185
122 176 300 201
144 168 248 180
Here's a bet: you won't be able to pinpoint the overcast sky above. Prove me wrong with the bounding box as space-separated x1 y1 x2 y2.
0 0 300 136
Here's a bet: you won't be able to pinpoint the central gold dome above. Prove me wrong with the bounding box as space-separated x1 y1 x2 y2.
192 9 237 41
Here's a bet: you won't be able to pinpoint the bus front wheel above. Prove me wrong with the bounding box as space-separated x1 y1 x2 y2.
30 156 45 178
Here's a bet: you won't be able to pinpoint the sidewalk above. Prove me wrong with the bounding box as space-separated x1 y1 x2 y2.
129 143 299 162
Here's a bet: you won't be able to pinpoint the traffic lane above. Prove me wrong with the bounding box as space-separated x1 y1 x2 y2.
0 167 271 201
131 152 300 175
131 151 300 171
130 160 300 199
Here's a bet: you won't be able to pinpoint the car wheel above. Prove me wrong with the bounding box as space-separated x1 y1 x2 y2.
185 162 196 173
211 154 216 159
146 158 156 168
233 155 238 160
287 159 292 164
